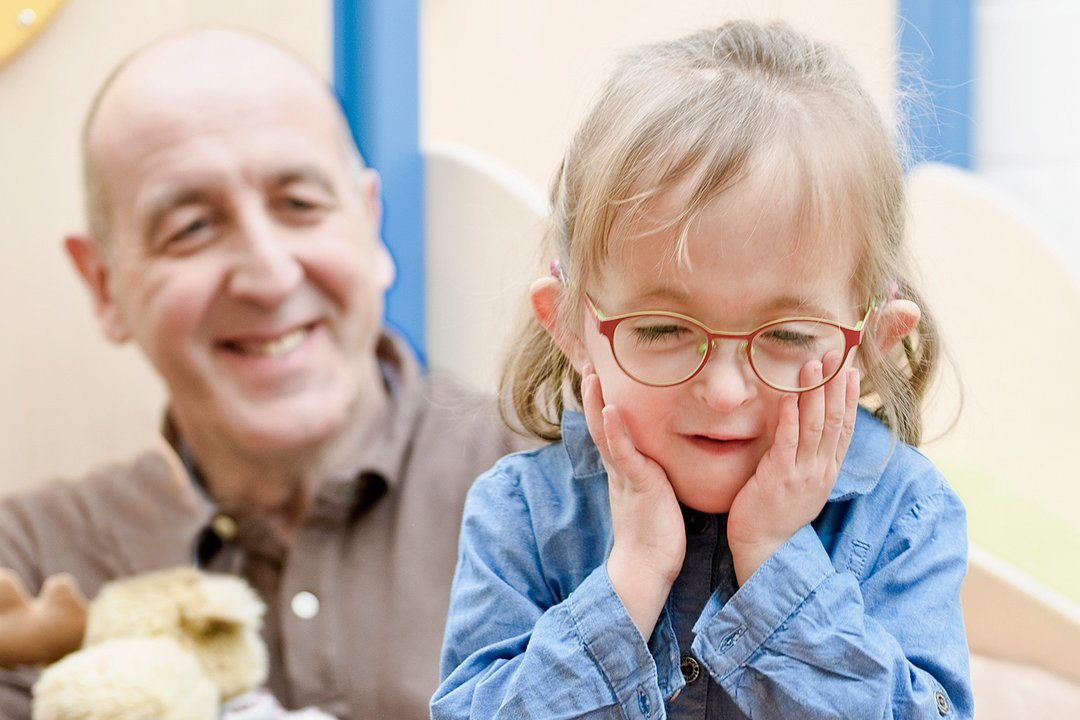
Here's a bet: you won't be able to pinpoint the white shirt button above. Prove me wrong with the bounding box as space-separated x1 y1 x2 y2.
291 591 320 619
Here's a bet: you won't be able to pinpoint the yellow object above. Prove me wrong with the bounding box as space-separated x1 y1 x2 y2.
0 0 65 69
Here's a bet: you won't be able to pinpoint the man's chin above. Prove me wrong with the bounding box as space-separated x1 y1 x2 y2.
191 398 351 458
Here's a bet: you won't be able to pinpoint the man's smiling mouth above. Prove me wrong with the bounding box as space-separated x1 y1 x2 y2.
221 324 314 358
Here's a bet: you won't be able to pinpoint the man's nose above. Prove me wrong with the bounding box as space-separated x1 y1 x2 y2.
226 214 303 304
691 339 757 410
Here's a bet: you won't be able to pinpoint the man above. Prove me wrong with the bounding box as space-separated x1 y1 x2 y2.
0 28 519 718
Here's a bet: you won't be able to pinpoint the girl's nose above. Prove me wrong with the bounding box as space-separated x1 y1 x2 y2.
227 214 304 305
690 339 757 411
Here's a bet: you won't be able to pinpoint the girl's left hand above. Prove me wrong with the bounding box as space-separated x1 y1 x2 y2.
726 355 860 585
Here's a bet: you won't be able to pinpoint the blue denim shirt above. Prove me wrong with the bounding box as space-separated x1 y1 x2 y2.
433 408 972 719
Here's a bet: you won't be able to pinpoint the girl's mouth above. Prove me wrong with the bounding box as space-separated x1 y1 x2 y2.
686 435 754 454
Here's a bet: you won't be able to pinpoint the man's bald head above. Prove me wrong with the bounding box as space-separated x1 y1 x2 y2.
81 27 363 249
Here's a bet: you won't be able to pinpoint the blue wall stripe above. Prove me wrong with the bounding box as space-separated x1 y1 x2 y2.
334 0 427 361
898 0 974 169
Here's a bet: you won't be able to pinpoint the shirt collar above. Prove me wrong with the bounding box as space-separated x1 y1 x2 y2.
163 329 426 523
561 406 896 503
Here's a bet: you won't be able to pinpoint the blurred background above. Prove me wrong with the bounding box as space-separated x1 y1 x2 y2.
1 0 1078 707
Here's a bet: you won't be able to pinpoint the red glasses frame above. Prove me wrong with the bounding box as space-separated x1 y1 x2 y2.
583 294 876 392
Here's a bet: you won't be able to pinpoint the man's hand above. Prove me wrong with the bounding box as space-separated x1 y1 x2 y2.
582 365 685 641
0 569 88 668
727 355 860 586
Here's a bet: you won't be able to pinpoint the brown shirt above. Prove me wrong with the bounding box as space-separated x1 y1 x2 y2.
0 333 522 719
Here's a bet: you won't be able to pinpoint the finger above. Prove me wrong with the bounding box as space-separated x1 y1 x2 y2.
581 368 649 488
581 365 609 454
770 393 800 468
817 350 848 457
601 404 658 492
40 573 89 612
0 568 31 611
835 368 861 465
796 360 825 462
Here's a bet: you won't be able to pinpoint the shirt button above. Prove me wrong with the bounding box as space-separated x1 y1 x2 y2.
210 514 238 540
683 510 711 535
680 655 701 684
291 591 320 619
338 484 358 503
934 690 949 715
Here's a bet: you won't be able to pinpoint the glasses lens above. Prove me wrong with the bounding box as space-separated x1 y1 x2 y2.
750 319 847 391
612 314 709 385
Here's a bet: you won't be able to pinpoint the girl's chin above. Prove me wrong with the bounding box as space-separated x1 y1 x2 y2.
671 483 742 516
670 465 764 514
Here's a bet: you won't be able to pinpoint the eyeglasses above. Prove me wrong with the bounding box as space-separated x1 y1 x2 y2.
584 294 876 392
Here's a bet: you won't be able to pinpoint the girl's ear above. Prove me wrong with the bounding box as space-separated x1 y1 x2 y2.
64 234 131 344
530 275 589 372
871 298 920 355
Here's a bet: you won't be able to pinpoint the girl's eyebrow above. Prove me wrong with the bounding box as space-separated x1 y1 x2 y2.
620 288 842 322
757 295 835 318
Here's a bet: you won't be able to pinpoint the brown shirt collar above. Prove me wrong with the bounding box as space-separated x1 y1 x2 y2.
162 330 429 561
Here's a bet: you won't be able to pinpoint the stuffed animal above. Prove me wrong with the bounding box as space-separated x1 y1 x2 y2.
0 569 87 669
25 567 336 720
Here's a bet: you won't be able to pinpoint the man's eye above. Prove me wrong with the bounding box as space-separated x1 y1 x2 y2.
283 197 318 210
179 218 210 236
277 192 332 216
161 216 214 249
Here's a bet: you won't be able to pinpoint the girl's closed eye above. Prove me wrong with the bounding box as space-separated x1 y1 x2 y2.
757 323 820 349
629 320 695 347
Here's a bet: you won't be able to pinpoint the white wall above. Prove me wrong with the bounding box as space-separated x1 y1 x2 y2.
974 0 1080 287
423 0 900 194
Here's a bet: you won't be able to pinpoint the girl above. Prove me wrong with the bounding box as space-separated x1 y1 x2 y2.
433 20 972 719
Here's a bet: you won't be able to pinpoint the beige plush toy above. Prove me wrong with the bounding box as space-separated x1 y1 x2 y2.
31 567 269 720
0 569 87 669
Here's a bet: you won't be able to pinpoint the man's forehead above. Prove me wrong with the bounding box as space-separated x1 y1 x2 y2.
90 30 335 152
90 61 346 201
112 28 316 94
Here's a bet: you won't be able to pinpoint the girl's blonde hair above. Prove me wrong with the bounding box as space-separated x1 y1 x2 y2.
502 20 939 447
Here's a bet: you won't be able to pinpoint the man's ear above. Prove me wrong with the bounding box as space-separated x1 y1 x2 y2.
360 168 383 229
871 298 920 355
357 169 395 292
373 240 396 293
64 234 130 344
530 276 588 372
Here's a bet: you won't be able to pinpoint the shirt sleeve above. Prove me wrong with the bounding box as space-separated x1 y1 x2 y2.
690 487 973 719
432 469 683 719
0 498 46 718
0 667 34 720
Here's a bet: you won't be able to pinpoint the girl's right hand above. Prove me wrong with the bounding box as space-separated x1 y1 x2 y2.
582 365 685 640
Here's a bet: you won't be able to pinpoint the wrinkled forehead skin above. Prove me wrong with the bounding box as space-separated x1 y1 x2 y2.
86 28 355 243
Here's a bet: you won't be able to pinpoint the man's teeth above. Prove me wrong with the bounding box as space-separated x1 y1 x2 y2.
235 327 309 357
